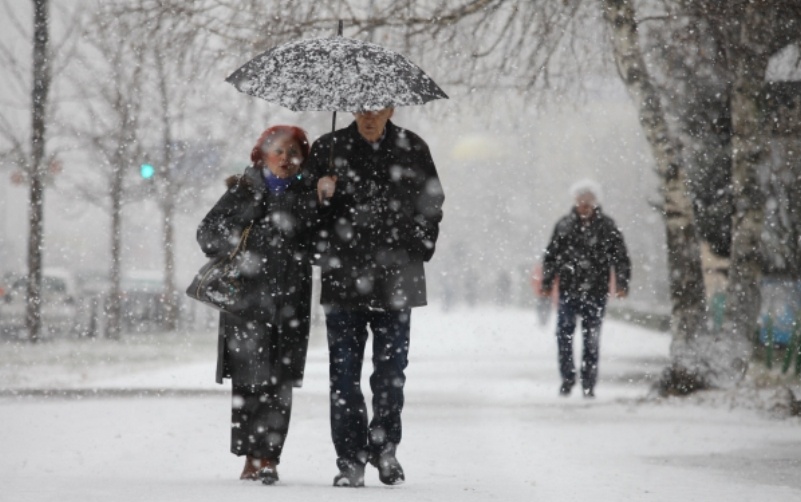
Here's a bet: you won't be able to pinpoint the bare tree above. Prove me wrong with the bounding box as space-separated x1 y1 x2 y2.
706 1 801 373
112 0 606 105
66 7 148 339
0 1 84 341
622 0 801 391
656 1 801 383
103 0 230 331
65 0 228 336
598 0 717 393
1 0 53 343
144 20 214 331
639 1 734 260
24 0 51 342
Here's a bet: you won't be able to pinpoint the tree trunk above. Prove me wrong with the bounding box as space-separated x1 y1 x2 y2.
26 0 50 343
106 161 123 339
156 53 178 331
601 0 714 394
161 195 178 331
721 13 772 380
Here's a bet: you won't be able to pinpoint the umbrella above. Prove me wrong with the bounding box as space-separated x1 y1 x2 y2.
225 35 448 113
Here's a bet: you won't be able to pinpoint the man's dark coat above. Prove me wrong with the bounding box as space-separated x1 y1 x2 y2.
306 120 444 310
542 207 631 300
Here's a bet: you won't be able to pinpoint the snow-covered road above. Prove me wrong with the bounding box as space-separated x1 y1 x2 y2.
2 307 799 501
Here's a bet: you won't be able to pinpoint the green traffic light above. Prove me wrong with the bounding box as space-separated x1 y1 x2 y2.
140 163 155 179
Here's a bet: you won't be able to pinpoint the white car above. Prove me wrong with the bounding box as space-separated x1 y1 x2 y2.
0 268 82 338
120 270 169 331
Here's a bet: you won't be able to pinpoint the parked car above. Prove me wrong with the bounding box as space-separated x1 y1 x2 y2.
0 272 21 303
120 270 169 331
0 268 83 338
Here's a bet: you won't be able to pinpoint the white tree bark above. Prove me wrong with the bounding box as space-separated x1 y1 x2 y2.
601 0 721 393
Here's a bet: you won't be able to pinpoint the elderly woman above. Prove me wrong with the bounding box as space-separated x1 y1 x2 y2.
196 125 318 485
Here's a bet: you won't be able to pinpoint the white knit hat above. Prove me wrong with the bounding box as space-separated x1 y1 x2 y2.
569 178 603 203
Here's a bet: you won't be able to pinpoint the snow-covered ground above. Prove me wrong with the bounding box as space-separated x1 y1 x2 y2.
2 306 800 501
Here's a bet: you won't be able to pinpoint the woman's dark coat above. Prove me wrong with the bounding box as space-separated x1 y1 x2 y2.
541 207 631 300
305 120 444 310
197 166 318 387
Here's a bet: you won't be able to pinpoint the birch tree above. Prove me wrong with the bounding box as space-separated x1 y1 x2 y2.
695 0 801 375
628 0 801 389
599 0 712 393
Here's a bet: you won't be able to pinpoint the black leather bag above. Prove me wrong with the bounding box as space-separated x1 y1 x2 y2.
186 222 255 315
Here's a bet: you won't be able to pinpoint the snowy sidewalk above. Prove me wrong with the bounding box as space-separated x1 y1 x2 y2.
2 307 800 501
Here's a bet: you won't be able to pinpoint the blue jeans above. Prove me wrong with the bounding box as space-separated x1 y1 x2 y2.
556 294 606 390
326 307 411 464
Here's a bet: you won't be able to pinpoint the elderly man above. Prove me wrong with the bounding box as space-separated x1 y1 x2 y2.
541 180 630 398
308 108 444 487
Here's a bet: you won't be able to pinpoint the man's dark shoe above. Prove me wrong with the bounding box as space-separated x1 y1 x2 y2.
559 380 574 396
333 458 365 487
583 387 595 398
369 446 405 485
258 460 279 485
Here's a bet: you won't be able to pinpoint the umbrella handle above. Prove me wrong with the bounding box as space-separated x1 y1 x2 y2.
330 21 342 137
326 21 342 174
327 125 336 174
329 110 337 172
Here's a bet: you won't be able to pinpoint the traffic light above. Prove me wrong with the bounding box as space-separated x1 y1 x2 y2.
140 163 155 179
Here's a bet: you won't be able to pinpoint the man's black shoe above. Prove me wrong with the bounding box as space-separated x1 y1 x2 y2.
559 380 574 396
583 387 595 398
369 448 405 485
258 464 279 485
333 458 365 487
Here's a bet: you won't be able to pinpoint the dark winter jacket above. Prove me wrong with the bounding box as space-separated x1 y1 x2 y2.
305 120 444 310
542 207 631 300
196 165 318 387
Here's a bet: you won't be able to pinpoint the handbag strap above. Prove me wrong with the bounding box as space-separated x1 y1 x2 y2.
228 220 255 259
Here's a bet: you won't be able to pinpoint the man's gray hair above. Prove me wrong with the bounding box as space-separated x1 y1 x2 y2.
569 178 603 203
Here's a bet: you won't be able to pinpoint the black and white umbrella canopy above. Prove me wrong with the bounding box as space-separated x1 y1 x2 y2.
226 36 448 112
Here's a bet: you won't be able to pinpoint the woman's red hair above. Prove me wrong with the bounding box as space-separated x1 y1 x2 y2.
250 125 310 165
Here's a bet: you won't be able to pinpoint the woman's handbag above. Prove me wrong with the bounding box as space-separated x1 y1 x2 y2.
185 221 255 314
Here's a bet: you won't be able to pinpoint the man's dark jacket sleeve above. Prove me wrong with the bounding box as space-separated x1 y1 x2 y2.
608 223 631 293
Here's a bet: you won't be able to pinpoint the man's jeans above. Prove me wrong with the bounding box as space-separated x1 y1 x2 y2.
556 294 607 390
326 307 411 463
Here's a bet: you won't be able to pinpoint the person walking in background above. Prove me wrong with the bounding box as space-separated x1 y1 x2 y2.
196 125 318 485
308 107 444 487
541 179 630 398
